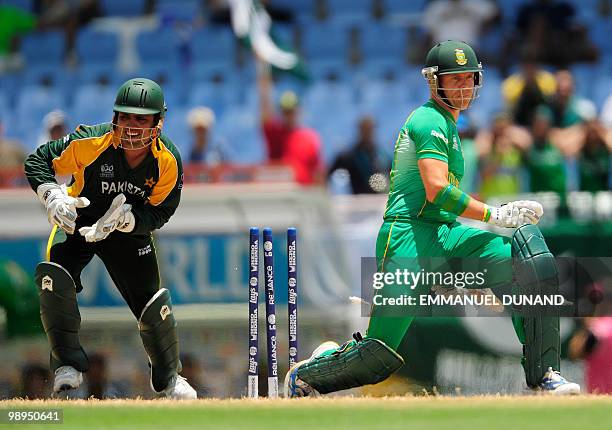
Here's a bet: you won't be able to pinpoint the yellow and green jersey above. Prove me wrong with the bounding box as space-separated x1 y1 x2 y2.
24 123 183 236
384 99 464 223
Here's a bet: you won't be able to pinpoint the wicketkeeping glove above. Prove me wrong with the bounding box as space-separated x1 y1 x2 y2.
78 193 135 242
37 183 90 234
485 200 543 228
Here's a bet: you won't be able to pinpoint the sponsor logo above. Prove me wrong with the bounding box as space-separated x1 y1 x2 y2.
101 181 146 198
431 130 449 144
138 244 152 256
41 275 53 291
455 48 467 66
264 241 272 252
160 305 171 321
178 173 184 190
452 136 459 151
100 164 114 179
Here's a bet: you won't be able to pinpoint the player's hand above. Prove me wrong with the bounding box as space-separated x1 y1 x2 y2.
37 183 90 234
486 200 543 228
78 194 135 242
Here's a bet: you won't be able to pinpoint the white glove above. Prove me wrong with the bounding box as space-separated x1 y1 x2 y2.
78 194 135 242
486 200 543 228
37 183 90 234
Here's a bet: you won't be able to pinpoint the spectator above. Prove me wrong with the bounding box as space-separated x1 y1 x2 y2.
19 364 50 399
257 61 323 184
0 4 36 65
180 353 211 398
501 51 556 126
422 0 498 48
549 70 596 128
514 0 597 66
600 94 612 130
327 116 391 194
569 317 612 394
37 110 68 147
0 121 26 171
187 106 224 165
456 115 479 194
476 112 531 200
523 106 567 198
577 120 612 192
35 0 101 58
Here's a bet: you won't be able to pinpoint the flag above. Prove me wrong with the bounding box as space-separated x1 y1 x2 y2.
228 0 308 79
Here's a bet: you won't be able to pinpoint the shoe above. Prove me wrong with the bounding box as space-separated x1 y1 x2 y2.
53 366 83 393
156 375 197 400
538 367 581 395
284 341 339 398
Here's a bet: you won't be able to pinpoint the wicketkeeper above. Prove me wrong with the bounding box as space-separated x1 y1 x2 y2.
285 40 580 397
24 78 197 399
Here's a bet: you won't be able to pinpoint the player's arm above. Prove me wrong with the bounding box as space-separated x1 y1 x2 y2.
25 129 81 190
256 59 275 124
419 158 542 226
24 127 91 234
419 158 488 221
131 142 183 235
413 120 541 227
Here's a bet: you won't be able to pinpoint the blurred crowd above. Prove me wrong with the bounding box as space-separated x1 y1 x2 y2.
0 352 211 399
0 0 610 197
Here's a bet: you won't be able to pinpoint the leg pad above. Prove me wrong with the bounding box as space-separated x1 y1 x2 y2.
297 337 404 394
35 262 88 372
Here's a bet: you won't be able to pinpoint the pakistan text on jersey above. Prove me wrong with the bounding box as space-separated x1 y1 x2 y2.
101 181 147 198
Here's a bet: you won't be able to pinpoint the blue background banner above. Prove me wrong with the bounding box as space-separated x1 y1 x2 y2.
0 233 291 307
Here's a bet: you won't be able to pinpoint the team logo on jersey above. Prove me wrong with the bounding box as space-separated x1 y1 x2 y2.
455 49 467 66
100 164 114 178
144 177 156 188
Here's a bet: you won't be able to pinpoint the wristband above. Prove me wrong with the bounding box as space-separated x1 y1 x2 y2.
432 184 471 216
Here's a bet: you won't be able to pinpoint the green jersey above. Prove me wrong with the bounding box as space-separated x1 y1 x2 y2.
384 99 464 223
24 123 183 236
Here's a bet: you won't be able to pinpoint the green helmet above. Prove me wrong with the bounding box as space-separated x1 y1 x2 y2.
421 40 483 110
113 78 166 118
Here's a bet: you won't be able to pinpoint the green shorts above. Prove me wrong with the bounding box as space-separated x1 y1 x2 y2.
367 217 513 349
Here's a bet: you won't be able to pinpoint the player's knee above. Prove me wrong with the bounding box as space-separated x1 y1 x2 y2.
511 224 558 290
35 262 78 294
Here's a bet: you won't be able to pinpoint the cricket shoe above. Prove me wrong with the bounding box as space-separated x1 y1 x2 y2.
154 374 197 400
53 365 83 392
284 341 340 398
538 367 581 395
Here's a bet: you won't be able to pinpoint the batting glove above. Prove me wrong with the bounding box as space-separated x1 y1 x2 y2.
486 200 543 228
78 193 135 242
37 183 90 234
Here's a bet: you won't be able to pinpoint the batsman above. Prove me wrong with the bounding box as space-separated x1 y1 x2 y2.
24 78 197 399
285 40 580 396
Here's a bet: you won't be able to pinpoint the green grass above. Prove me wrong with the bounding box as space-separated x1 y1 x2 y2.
1 396 611 430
